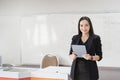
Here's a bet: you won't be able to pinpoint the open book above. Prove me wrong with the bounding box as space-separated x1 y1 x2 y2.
72 45 87 57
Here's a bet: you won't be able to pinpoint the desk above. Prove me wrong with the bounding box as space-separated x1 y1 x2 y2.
0 66 71 80
0 67 36 80
31 66 71 80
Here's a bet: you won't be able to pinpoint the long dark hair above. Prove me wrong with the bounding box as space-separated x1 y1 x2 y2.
78 16 94 36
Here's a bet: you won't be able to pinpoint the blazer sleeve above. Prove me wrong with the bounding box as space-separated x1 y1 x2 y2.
69 35 77 55
94 35 103 61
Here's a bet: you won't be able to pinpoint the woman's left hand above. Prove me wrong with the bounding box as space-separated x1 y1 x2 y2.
92 55 100 61
82 54 91 60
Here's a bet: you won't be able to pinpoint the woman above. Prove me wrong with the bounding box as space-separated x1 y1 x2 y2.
69 16 103 80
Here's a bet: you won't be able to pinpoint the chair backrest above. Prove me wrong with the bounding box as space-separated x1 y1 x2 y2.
41 54 59 68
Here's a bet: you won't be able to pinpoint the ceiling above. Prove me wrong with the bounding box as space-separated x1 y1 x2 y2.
0 0 120 16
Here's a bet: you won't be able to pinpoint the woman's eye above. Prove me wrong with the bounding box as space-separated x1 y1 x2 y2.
80 25 83 27
85 24 88 26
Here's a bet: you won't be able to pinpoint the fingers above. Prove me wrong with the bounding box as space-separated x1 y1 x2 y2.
82 54 100 61
82 54 91 60
70 53 77 60
92 55 100 61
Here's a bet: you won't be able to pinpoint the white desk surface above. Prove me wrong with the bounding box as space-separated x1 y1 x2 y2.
0 66 71 79
31 66 71 80
0 67 37 78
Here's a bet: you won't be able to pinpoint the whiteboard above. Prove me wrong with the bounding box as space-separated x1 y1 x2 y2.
20 13 120 67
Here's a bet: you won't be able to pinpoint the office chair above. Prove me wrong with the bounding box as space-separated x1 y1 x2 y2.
41 54 59 68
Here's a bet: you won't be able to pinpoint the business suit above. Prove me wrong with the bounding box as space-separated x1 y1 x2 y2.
69 34 102 80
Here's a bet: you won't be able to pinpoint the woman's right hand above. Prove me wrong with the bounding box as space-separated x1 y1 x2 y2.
69 52 77 60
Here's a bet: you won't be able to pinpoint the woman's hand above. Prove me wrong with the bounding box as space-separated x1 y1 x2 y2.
69 52 77 60
82 54 92 60
92 55 100 61
82 54 100 61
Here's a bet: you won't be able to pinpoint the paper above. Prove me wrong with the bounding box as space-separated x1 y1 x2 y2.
72 45 87 57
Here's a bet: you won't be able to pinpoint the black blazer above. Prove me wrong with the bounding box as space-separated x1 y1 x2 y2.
69 34 103 80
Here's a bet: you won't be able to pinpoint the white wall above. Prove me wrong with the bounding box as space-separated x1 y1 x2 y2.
20 13 120 67
0 0 120 67
0 16 21 65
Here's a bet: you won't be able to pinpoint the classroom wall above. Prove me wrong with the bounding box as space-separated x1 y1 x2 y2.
19 13 120 67
0 0 120 67
0 16 21 65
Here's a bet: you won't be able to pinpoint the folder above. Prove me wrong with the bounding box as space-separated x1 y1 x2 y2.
72 45 87 57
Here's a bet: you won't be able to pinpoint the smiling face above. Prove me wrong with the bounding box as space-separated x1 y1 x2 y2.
80 20 90 35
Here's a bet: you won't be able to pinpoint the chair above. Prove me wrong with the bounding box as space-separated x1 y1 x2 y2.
41 54 59 68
